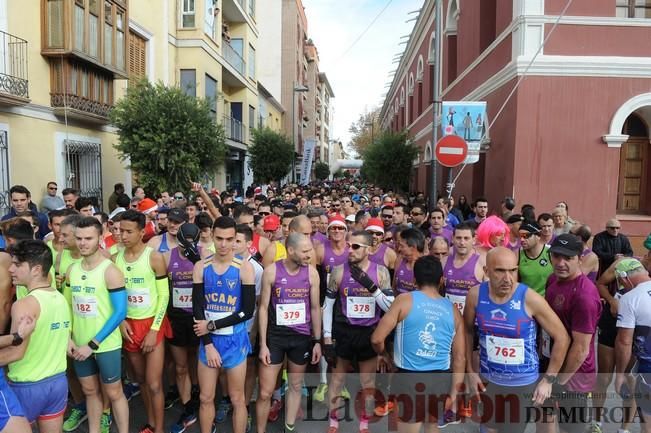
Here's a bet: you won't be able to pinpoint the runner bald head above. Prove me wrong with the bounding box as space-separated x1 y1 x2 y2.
289 214 312 237
486 246 518 269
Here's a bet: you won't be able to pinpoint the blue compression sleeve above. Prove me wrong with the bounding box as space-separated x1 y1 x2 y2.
94 287 127 344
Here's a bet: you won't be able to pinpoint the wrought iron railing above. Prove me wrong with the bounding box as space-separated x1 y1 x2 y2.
222 40 246 76
51 93 112 118
223 115 244 143
0 30 28 99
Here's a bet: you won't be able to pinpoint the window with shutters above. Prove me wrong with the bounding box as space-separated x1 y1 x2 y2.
128 32 147 80
42 0 128 77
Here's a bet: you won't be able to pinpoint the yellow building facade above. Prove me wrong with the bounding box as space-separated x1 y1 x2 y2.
0 0 267 212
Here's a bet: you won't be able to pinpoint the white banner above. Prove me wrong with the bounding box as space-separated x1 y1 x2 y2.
299 138 317 185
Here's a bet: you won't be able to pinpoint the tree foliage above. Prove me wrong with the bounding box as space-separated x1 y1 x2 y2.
362 131 418 192
349 108 381 155
110 80 226 194
314 162 330 180
248 127 294 183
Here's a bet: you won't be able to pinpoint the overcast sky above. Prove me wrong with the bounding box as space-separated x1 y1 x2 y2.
304 0 424 155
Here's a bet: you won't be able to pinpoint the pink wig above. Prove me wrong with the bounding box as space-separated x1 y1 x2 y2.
476 216 509 248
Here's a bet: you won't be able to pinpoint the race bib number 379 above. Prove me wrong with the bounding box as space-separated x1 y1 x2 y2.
276 303 306 326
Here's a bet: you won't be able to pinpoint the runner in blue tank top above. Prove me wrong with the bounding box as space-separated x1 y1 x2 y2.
393 228 426 295
257 232 321 433
372 255 465 430
191 217 255 433
322 230 394 433
463 247 570 433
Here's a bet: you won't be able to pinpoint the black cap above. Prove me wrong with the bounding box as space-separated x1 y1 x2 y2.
167 208 188 223
177 223 200 244
506 214 523 224
519 221 541 234
549 234 582 257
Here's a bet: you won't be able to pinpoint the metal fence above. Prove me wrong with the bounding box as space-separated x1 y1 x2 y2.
0 130 10 216
64 139 103 210
0 30 28 99
222 40 246 76
223 115 244 143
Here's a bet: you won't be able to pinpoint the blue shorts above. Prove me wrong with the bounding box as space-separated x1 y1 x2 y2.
10 372 67 423
0 373 24 430
73 349 122 384
199 332 250 370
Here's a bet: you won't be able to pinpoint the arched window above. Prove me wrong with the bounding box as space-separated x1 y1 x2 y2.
445 0 460 35
424 141 432 162
408 73 414 95
400 88 405 106
617 113 650 214
428 32 436 64
416 56 424 82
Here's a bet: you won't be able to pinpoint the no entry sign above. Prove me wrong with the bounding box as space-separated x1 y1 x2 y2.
435 135 468 167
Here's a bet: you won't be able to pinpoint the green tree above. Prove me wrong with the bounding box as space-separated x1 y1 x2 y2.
349 108 381 155
314 162 330 180
249 127 294 183
110 80 226 194
362 131 418 192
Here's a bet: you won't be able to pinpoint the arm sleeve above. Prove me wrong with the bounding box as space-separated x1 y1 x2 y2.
150 276 169 331
192 282 207 320
191 282 212 346
209 284 255 329
322 295 335 338
94 288 127 343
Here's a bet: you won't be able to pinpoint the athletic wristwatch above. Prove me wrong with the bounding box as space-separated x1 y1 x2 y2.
543 374 558 385
207 321 216 332
88 340 100 351
11 332 22 346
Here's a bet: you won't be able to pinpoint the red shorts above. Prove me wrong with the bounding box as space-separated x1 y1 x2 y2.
123 316 172 353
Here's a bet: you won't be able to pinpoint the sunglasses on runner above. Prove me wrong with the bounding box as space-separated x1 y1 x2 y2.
349 243 369 250
519 233 535 240
258 211 271 216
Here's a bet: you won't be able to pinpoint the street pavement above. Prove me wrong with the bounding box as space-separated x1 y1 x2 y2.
67 377 642 433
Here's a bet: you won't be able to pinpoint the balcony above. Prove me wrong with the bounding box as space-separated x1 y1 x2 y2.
223 115 244 143
223 0 247 23
51 93 112 124
0 30 29 105
222 40 245 76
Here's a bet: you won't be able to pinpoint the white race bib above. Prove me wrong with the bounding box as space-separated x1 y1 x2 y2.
172 287 192 309
127 289 151 309
486 335 525 365
205 311 233 335
541 329 551 358
347 296 375 318
73 295 98 318
276 303 306 326
446 294 467 314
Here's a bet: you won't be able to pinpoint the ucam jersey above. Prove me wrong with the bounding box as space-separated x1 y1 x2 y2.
617 280 651 373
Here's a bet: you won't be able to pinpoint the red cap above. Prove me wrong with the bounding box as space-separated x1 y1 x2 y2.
365 218 384 234
328 214 347 230
263 214 280 231
137 198 158 214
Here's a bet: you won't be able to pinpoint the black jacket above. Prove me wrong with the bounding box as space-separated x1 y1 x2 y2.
592 231 634 272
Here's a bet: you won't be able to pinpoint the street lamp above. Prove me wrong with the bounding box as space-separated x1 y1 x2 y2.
292 83 309 183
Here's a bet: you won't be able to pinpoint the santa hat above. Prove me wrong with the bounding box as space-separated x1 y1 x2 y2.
137 198 158 214
365 218 384 234
327 214 347 230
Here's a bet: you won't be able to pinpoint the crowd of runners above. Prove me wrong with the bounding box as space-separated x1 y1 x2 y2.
0 180 650 433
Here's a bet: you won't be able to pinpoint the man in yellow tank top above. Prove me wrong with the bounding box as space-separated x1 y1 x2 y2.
114 210 170 433
67 217 129 433
5 240 70 432
57 214 83 293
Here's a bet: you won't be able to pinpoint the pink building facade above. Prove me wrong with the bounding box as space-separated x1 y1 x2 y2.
379 0 651 239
